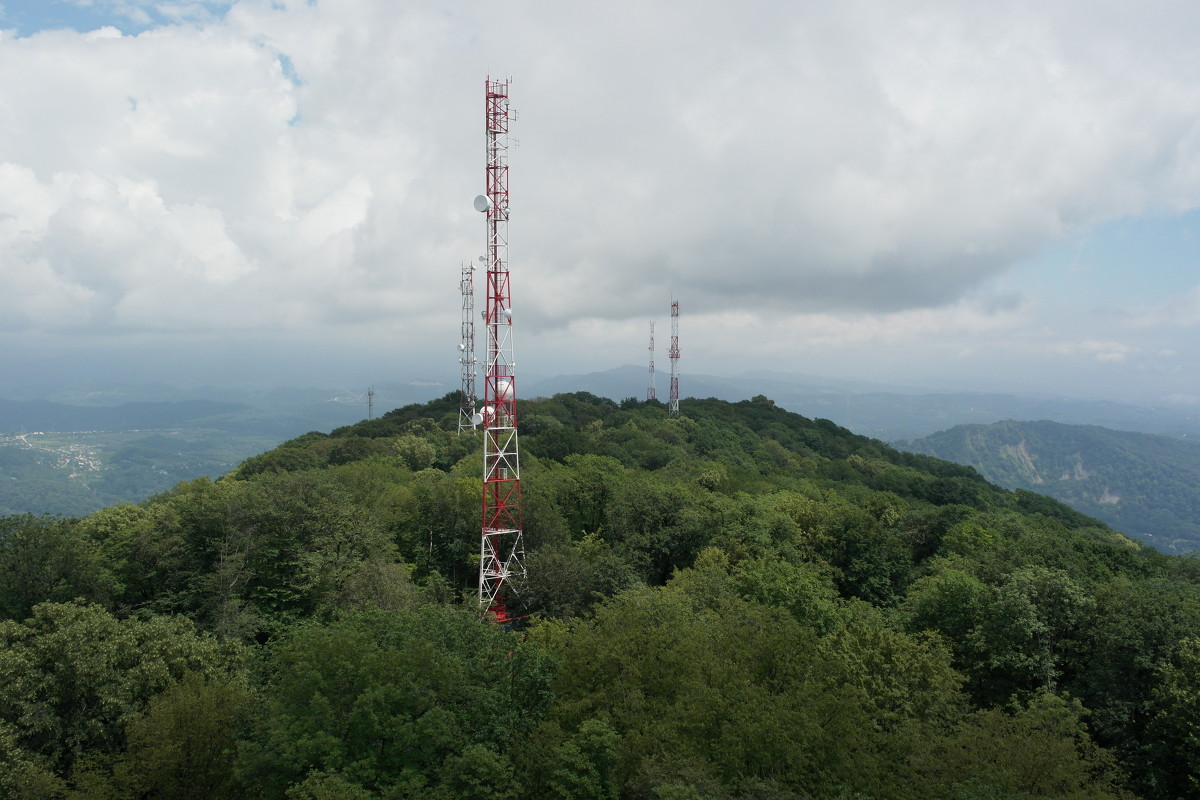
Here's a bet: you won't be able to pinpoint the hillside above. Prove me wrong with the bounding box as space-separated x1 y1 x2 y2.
0 428 283 517
901 420 1200 553
0 390 393 517
3 392 1199 799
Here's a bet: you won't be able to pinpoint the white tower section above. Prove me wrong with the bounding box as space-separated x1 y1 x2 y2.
647 321 657 402
669 301 680 416
458 262 478 433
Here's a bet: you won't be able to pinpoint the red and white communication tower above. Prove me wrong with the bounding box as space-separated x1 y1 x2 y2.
646 321 657 401
473 76 524 621
668 301 680 416
458 262 477 433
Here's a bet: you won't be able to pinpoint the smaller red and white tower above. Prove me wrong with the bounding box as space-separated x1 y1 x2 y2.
668 301 680 416
646 321 656 402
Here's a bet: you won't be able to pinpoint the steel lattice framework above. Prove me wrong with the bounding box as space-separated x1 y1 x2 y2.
646 321 657 401
668 301 680 416
477 77 524 621
458 262 477 433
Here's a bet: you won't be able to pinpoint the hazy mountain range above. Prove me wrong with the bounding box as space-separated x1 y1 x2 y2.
5 366 1200 545
899 420 1200 554
525 365 1200 442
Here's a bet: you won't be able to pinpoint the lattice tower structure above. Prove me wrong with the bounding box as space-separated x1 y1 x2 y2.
458 262 478 433
646 321 657 401
668 301 680 416
477 76 524 621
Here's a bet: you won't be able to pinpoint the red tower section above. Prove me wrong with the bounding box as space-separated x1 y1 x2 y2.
476 77 524 621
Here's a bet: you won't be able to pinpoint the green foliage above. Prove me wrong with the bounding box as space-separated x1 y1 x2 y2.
910 693 1131 799
5 391 1199 798
285 771 377 800
0 718 67 800
0 514 117 620
76 503 190 614
535 566 969 798
0 601 241 777
517 534 639 619
730 555 840 632
969 566 1093 701
525 718 621 800
113 672 249 800
242 605 551 798
1146 636 1200 798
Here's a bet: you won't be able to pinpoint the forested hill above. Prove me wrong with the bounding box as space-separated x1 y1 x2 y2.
901 419 1200 553
4 391 1200 799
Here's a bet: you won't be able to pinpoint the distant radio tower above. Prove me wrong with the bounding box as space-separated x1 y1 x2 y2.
473 76 524 622
668 301 680 416
458 261 478 433
367 386 375 420
646 321 657 401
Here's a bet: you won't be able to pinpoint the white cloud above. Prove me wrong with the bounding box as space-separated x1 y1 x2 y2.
1051 339 1137 363
3 0 1200 395
1130 285 1200 329
64 0 228 27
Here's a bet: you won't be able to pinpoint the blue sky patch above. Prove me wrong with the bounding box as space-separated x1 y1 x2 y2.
0 0 231 36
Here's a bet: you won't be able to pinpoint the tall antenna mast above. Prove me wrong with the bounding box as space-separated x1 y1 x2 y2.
646 321 657 401
458 261 478 433
669 300 680 416
473 76 524 621
367 386 375 420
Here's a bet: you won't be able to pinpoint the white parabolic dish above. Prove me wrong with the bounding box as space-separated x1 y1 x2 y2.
473 194 492 213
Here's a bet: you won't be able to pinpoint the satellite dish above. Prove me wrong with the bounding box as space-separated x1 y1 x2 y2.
473 195 492 213
503 308 513 322
478 255 486 263
458 343 465 351
497 379 514 400
471 412 484 426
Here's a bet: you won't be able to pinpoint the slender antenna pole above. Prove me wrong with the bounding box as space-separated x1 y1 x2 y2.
669 301 680 416
647 321 657 401
458 262 478 433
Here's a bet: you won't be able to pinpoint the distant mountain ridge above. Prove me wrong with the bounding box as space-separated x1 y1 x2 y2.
526 365 1200 440
900 420 1200 553
8 368 1200 522
0 385 452 517
0 397 253 433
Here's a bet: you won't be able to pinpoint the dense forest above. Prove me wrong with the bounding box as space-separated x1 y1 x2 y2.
3 392 1200 799
901 419 1200 553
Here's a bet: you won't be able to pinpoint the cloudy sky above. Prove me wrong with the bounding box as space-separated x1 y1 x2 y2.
2 0 1200 403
